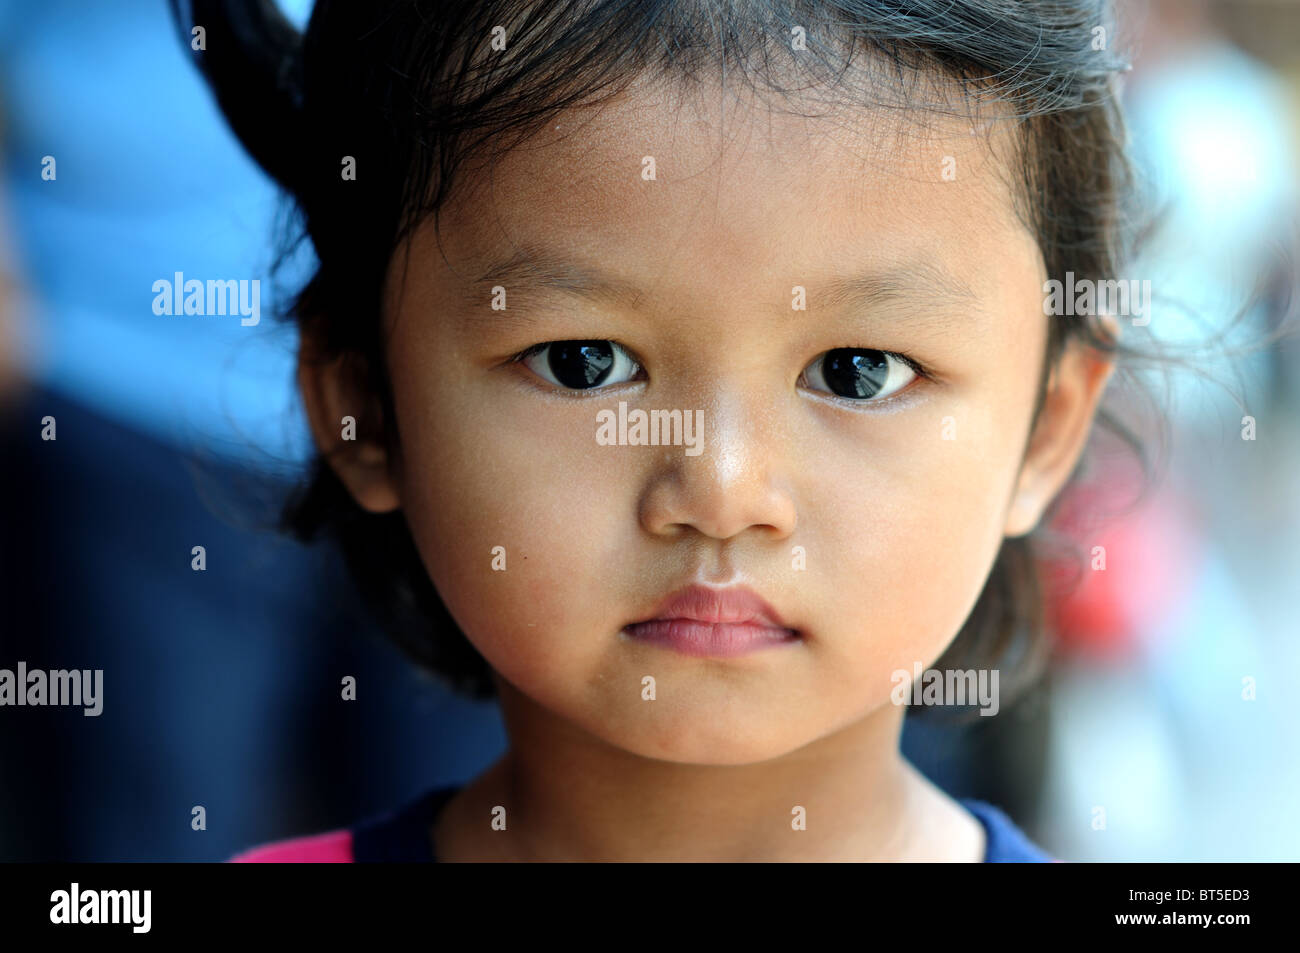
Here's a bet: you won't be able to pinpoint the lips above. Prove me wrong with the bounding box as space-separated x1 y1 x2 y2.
623 585 801 658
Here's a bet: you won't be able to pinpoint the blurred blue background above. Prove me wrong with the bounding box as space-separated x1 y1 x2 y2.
0 0 507 862
0 0 1297 861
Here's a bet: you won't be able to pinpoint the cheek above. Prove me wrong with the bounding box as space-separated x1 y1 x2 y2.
392 370 636 689
802 376 1038 701
796 454 1000 711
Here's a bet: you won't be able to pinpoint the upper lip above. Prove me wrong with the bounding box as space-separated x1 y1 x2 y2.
632 584 795 631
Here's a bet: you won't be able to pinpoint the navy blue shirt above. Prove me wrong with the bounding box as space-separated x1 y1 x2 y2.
351 786 1056 862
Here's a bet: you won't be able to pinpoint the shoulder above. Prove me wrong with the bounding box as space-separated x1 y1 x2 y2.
959 799 1060 862
228 829 354 863
227 785 460 864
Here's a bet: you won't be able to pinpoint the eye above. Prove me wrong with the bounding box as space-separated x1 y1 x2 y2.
801 348 918 401
519 340 642 390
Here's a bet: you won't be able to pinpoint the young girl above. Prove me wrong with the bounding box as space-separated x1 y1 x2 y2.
181 0 1134 862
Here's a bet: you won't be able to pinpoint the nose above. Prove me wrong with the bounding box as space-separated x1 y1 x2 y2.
637 399 797 542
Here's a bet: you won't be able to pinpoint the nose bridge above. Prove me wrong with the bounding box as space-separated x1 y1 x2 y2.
638 372 797 541
699 383 768 486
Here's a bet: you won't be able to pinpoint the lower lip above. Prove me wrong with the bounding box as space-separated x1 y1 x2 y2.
623 619 801 658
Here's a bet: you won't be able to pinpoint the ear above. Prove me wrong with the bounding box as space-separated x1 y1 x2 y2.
297 344 401 513
1003 325 1117 538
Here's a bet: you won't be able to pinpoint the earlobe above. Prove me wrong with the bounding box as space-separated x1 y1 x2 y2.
1003 337 1116 539
297 349 401 514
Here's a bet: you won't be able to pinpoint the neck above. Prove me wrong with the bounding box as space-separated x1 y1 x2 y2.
445 678 963 862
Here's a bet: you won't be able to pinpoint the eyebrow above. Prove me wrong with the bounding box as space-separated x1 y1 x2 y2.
460 242 982 327
817 258 980 314
464 242 646 311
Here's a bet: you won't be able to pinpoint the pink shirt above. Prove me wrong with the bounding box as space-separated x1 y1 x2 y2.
230 829 354 863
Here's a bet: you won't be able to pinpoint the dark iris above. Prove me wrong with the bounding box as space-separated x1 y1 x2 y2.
547 341 615 388
822 348 890 399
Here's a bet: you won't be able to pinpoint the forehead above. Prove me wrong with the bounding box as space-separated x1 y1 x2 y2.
428 71 1041 309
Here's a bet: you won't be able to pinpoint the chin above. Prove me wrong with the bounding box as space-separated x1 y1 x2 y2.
599 716 812 767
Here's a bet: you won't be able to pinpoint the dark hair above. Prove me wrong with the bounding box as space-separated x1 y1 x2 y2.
172 0 1161 706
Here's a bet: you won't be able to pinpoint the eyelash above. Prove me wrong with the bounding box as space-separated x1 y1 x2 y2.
507 341 933 404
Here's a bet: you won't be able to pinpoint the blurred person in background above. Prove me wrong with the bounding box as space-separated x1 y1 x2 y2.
0 0 503 861
1039 0 1300 861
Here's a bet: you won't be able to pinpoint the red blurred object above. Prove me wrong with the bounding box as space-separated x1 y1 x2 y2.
1040 466 1202 664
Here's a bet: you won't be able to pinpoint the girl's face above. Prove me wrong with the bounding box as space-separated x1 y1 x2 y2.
332 76 1109 765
